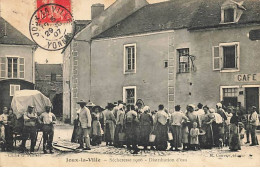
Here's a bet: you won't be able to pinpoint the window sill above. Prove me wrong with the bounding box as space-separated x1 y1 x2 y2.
219 21 237 25
124 70 136 75
0 77 25 80
177 72 191 74
220 69 239 73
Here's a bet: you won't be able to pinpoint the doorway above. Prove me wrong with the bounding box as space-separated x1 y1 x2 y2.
245 87 259 112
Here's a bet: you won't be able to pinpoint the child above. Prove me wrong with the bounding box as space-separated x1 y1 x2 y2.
239 122 245 146
190 122 200 150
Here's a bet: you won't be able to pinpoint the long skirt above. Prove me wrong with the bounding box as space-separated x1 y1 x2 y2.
155 123 168 151
105 120 115 142
250 125 259 146
229 124 241 151
170 125 182 148
139 125 152 147
125 122 138 147
114 124 123 146
71 119 80 143
200 124 214 149
225 124 231 145
4 125 14 150
91 120 102 145
182 125 189 144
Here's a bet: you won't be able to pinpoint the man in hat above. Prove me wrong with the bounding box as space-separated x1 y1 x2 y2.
21 105 38 153
77 100 92 150
39 106 56 154
249 106 259 146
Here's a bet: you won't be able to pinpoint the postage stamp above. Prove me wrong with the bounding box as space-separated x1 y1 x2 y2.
29 2 74 51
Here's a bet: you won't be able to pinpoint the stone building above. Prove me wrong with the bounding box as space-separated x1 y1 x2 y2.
63 0 260 122
35 64 63 117
0 16 36 109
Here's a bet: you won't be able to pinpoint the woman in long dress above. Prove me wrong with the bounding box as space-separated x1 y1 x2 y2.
154 104 168 151
200 106 215 149
229 113 241 151
103 103 116 146
186 104 200 149
139 106 153 150
182 106 190 150
91 106 103 146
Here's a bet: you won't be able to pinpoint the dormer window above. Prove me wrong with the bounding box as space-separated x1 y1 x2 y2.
224 8 235 23
221 0 246 24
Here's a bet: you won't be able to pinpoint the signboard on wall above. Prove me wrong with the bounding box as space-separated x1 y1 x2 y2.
235 73 260 82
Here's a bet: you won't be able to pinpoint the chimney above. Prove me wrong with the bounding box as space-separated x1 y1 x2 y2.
91 3 105 20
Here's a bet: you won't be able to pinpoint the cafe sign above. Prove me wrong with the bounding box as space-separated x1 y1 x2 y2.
235 73 260 82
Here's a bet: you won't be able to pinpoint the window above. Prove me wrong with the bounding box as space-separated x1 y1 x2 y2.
223 46 236 68
51 73 56 81
223 88 238 97
164 60 168 68
178 48 190 73
19 58 25 78
224 8 234 23
124 44 136 74
220 86 239 107
8 58 18 78
0 57 25 78
10 84 20 96
220 1 246 24
123 86 136 105
0 58 6 78
212 42 239 71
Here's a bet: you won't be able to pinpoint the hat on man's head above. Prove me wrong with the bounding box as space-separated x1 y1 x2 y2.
252 106 257 109
28 105 34 108
77 100 87 104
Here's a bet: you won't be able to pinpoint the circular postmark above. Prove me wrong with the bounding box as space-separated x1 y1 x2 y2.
29 3 75 51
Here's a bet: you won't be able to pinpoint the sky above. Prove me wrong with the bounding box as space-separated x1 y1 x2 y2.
1 0 168 64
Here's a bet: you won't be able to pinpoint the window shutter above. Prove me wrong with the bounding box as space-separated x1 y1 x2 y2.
10 85 14 96
0 57 6 78
235 43 240 69
19 58 25 78
213 46 221 70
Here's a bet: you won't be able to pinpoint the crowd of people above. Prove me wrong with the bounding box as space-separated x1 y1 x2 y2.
0 99 259 154
0 105 56 153
72 100 259 154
